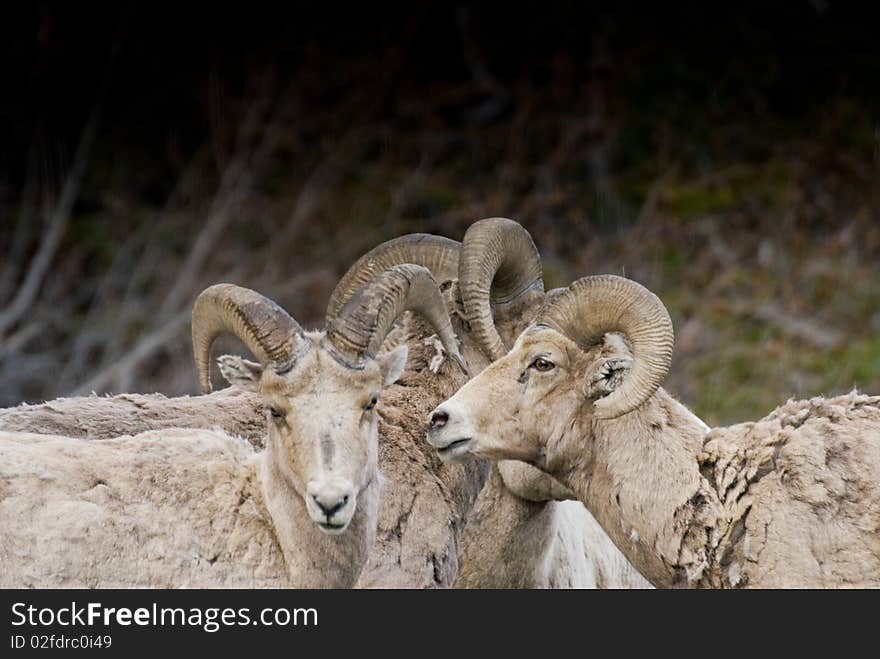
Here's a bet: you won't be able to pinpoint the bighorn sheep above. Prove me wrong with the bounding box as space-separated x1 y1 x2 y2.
428 274 880 588
0 264 463 587
338 220 649 588
1 219 648 588
0 236 488 588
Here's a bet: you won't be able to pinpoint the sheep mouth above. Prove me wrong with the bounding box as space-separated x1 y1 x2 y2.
318 521 348 533
437 437 473 459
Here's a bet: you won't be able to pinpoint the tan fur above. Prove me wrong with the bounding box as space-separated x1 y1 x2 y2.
453 463 652 588
0 327 484 589
0 308 486 589
421 288 649 589
245 334 388 535
0 331 392 588
431 326 880 588
0 428 379 587
0 388 266 447
0 283 646 589
360 359 486 587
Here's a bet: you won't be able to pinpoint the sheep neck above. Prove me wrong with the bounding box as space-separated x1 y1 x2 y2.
260 439 380 588
557 388 724 588
454 464 558 588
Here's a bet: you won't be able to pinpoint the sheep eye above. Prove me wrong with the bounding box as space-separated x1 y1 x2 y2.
531 357 555 372
269 407 285 421
363 396 378 411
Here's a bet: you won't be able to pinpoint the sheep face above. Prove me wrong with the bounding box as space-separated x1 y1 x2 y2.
426 327 632 475
219 341 408 534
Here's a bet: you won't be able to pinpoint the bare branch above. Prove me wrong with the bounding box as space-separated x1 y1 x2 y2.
0 9 128 337
0 143 42 302
158 85 277 317
72 309 191 396
0 113 99 337
0 322 41 360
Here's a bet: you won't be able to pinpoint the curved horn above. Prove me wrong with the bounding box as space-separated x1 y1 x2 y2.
326 234 461 325
459 218 544 361
325 264 465 372
538 274 673 419
192 283 306 393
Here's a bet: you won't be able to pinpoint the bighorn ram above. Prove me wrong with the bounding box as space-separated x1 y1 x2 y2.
0 258 482 588
0 265 463 587
340 220 649 588
0 219 647 588
0 234 485 589
428 274 880 588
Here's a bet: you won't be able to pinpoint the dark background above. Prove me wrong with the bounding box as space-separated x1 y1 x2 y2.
1 2 878 423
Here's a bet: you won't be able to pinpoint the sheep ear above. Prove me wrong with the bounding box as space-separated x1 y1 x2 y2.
585 356 633 399
217 354 264 392
377 344 408 385
583 332 634 399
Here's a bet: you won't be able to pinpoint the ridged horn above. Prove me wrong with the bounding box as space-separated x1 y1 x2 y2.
192 283 306 393
459 218 544 361
326 234 461 326
537 274 673 419
325 264 465 373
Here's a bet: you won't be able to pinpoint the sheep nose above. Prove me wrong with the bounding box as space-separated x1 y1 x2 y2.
307 480 353 517
312 493 349 517
429 410 449 429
